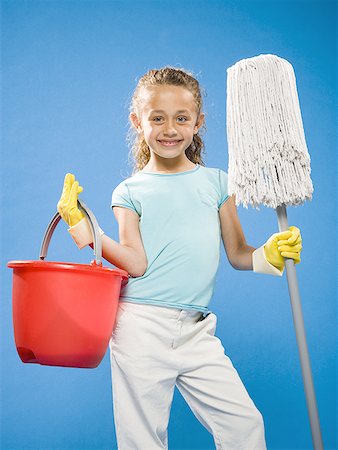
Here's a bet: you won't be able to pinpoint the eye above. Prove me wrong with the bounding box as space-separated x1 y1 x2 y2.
152 116 163 122
177 116 188 123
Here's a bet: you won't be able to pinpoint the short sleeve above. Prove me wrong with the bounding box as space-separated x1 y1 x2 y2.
218 169 230 208
111 181 139 215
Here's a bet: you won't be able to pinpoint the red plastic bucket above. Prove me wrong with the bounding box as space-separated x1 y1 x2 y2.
7 200 129 368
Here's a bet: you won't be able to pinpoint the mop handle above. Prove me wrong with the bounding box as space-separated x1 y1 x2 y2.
276 205 324 450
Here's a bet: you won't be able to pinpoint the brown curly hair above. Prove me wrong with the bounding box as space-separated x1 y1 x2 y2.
127 66 207 175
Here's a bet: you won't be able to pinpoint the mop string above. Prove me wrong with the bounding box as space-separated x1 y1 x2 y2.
226 54 313 209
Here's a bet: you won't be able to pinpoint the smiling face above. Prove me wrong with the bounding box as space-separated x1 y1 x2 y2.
130 85 204 164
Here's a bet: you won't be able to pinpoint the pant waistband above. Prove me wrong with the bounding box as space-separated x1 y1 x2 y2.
119 300 211 321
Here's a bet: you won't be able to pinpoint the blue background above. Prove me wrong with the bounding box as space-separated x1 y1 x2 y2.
1 1 337 449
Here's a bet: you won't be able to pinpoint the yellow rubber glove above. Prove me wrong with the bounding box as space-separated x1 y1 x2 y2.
264 226 302 271
57 173 85 227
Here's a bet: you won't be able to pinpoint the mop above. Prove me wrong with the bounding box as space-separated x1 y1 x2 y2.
226 54 323 449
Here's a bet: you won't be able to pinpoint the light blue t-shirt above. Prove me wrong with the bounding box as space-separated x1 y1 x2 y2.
111 164 229 313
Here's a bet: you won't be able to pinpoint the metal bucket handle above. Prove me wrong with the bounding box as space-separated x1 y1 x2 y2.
39 199 102 266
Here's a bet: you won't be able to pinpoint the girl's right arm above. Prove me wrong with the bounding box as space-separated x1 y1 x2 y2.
72 207 147 278
99 207 147 278
57 173 147 278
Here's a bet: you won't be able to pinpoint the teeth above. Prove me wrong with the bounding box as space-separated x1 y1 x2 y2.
159 140 180 146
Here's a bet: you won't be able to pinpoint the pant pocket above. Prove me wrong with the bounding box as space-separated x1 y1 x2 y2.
206 313 217 336
112 302 132 335
198 312 212 321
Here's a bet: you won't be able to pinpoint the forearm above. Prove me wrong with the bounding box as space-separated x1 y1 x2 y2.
90 235 146 278
69 218 146 277
229 244 256 271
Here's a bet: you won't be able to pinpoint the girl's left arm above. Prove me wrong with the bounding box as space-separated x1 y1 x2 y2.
219 195 302 273
219 195 255 270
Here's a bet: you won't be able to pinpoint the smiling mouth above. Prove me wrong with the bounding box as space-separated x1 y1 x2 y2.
158 140 183 147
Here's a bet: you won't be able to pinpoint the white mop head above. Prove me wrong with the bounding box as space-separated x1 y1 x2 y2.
226 54 314 209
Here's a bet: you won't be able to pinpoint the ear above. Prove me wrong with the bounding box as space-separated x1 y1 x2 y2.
129 112 143 133
194 113 205 134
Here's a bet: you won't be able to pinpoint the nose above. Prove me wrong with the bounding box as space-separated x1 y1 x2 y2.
163 120 178 137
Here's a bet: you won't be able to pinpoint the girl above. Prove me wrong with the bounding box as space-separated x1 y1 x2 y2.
58 67 302 450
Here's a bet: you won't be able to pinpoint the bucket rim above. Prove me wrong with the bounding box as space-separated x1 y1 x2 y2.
7 260 129 279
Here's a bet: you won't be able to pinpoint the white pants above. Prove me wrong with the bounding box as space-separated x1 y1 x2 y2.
109 302 267 450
